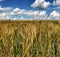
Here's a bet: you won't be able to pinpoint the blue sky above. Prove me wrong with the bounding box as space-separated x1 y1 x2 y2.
0 0 60 20
0 0 55 9
0 0 34 10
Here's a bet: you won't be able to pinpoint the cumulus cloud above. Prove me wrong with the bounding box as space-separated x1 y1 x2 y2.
31 0 60 9
50 11 60 17
31 0 51 9
10 7 25 15
55 0 60 6
0 6 60 20
39 11 46 16
0 6 12 20
48 11 60 20
53 0 60 6
30 0 60 20
0 6 12 13
0 13 10 20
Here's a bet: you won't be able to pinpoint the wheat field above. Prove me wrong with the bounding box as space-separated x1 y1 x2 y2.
0 20 60 57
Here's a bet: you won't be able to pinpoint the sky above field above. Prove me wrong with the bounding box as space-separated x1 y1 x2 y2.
0 0 60 20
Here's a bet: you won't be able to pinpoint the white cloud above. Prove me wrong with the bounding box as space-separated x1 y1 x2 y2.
13 7 20 12
0 6 12 12
0 13 7 16
24 11 39 16
42 1 51 9
53 0 60 6
0 6 12 20
0 13 10 20
0 6 60 20
50 11 60 17
10 7 25 15
55 0 60 6
31 0 51 9
48 11 60 20
24 10 47 20
39 11 46 16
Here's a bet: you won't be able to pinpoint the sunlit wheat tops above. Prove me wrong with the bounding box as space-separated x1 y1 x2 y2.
0 20 60 57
